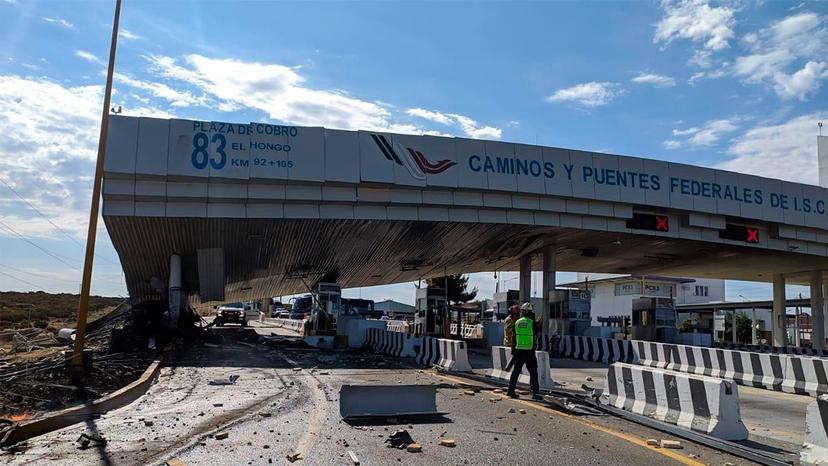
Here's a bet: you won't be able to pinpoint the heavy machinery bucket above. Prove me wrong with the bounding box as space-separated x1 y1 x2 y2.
339 384 444 419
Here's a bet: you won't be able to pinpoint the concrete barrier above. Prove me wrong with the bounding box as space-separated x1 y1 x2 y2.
488 346 553 390
802 394 828 465
782 355 828 397
386 320 409 333
559 335 636 364
449 323 484 339
365 328 420 358
270 318 307 334
715 341 828 357
339 317 386 348
416 337 472 372
605 362 749 441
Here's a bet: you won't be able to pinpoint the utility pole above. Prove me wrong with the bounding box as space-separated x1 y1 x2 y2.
72 0 121 369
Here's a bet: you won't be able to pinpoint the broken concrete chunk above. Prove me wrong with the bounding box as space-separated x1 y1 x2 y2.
438 439 456 447
660 440 682 449
214 432 229 440
165 459 186 466
507 408 516 414
585 376 594 382
646 439 659 446
144 420 154 427
518 409 526 414
286 452 302 462
406 443 422 453
464 390 475 396
492 389 503 394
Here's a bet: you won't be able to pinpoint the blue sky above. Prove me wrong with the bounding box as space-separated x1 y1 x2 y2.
0 0 825 304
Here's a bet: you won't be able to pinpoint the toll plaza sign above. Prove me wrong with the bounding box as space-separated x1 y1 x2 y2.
167 119 324 182
106 116 828 231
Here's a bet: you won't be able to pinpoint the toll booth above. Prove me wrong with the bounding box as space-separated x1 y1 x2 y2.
414 287 447 335
549 289 592 336
310 282 341 335
631 297 676 342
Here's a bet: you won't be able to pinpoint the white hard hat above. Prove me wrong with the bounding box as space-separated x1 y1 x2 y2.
520 302 533 312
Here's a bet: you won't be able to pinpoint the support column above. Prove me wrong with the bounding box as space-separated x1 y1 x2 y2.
541 245 556 342
519 254 531 304
731 311 737 344
811 271 825 352
751 307 757 345
168 254 182 329
772 274 786 347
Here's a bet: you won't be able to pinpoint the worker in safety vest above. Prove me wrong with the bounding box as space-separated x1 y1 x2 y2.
507 302 542 399
502 305 520 347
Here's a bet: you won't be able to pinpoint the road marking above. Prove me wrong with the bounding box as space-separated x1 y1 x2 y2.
433 372 705 466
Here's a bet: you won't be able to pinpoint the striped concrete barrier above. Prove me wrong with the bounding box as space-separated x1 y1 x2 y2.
416 337 472 372
782 356 828 397
559 335 636 364
714 342 828 357
632 340 671 368
605 362 749 441
364 328 420 358
488 346 553 390
666 345 787 391
802 394 828 465
448 323 485 339
270 318 306 334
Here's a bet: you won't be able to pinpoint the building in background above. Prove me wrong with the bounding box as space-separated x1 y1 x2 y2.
561 273 725 333
374 299 415 317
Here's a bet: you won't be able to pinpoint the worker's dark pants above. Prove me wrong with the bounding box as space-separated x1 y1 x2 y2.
508 349 539 395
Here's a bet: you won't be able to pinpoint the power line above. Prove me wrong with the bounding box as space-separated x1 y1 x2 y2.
0 262 81 284
0 177 120 266
0 269 54 293
0 220 80 270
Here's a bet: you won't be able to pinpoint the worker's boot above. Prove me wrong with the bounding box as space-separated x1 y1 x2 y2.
506 391 518 399
532 393 543 401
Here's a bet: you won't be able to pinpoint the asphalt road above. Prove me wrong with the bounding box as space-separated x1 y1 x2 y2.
2 327 750 466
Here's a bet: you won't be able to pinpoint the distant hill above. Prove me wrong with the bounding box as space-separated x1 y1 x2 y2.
0 291 122 329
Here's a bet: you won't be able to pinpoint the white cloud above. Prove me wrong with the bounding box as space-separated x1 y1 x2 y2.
772 61 828 101
406 108 502 139
718 113 826 184
41 16 74 29
406 107 453 125
666 119 739 148
732 12 828 100
447 113 502 139
145 54 501 138
0 75 102 239
546 82 620 107
654 0 735 51
119 29 141 40
75 50 104 66
631 72 676 87
115 73 210 107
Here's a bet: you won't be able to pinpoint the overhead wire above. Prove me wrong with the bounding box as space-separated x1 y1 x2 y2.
0 219 80 270
0 269 54 293
0 176 121 266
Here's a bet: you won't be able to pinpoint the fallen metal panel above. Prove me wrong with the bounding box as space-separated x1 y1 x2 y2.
339 384 443 419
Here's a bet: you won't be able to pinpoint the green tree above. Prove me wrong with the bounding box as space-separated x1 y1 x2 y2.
723 313 754 343
426 275 478 304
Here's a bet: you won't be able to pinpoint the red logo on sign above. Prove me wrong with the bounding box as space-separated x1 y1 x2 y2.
746 228 759 243
655 215 669 232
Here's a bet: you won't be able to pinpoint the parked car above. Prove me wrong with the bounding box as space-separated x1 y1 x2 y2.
214 305 247 327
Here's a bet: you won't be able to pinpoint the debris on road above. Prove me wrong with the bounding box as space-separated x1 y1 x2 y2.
438 439 456 447
75 432 106 450
347 450 360 464
406 443 422 453
214 432 229 440
144 420 154 427
165 458 186 466
660 440 682 449
385 429 416 449
464 390 475 396
585 376 593 382
286 452 302 462
518 409 526 414
208 374 239 385
646 439 659 446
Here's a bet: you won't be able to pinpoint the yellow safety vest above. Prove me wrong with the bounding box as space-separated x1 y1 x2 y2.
515 317 534 350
